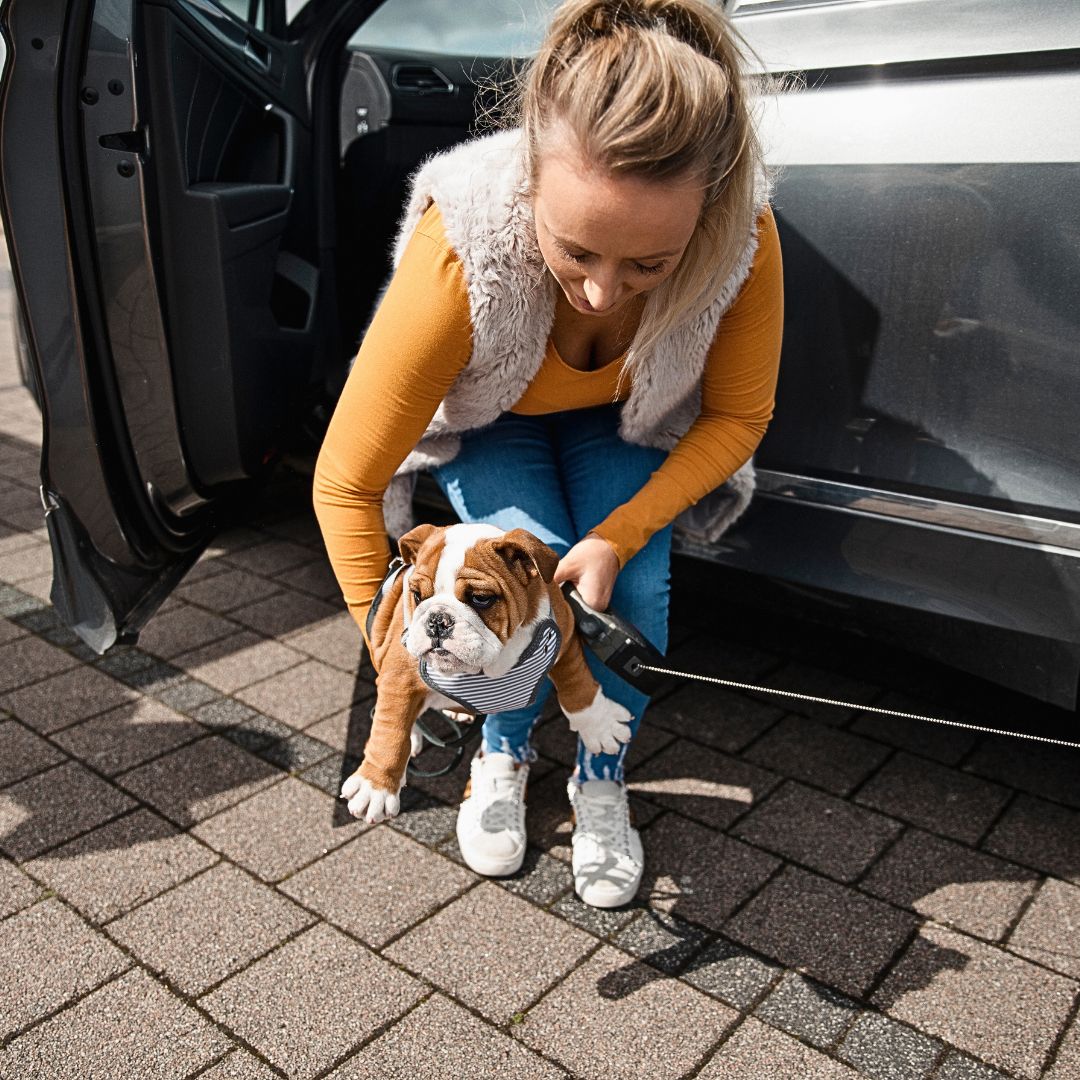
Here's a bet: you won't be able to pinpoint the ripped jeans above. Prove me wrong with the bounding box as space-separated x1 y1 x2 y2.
430 404 672 783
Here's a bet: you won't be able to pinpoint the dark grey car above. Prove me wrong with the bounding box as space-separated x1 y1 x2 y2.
1 0 1078 710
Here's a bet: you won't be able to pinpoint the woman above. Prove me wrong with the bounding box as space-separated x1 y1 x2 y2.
314 0 783 908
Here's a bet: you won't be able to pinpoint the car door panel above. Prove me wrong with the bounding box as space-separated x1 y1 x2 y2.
0 0 324 651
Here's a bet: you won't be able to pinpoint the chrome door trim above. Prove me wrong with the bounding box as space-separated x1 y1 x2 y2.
755 470 1080 553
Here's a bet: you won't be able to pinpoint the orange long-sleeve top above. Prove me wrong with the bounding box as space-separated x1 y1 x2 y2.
314 201 783 640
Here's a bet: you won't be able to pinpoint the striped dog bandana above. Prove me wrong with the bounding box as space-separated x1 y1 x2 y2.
418 618 562 715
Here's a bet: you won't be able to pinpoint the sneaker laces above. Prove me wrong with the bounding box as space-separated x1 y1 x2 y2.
469 757 526 833
573 785 633 856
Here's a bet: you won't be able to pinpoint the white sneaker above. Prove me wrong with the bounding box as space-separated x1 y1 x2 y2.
456 750 529 876
567 778 644 908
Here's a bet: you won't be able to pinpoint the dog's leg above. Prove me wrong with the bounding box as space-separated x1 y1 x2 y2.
341 676 426 823
549 634 633 755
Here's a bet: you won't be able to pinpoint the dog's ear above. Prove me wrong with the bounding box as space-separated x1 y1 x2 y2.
491 528 560 584
397 524 441 566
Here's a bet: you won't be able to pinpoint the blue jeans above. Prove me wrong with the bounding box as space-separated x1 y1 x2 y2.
430 404 672 783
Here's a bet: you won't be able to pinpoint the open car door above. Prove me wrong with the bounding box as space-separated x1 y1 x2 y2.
0 0 335 652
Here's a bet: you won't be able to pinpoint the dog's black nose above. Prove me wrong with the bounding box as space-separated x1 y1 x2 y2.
427 610 454 643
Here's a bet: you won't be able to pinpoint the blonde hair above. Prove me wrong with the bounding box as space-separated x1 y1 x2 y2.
508 0 767 361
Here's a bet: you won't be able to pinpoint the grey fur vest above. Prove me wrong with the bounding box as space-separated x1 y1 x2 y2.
382 128 773 547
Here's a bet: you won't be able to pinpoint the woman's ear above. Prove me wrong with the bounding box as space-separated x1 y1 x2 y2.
491 528 560 583
398 523 441 566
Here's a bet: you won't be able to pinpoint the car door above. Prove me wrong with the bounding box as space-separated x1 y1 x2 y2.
0 0 352 652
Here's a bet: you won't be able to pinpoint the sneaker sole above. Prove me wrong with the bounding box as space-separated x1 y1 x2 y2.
455 820 527 876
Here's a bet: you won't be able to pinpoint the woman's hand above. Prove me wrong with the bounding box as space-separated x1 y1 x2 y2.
552 532 620 610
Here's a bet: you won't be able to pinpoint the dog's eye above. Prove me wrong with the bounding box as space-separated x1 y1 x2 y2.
410 588 422 604
469 593 497 610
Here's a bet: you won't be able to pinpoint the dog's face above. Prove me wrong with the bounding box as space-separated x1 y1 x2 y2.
397 523 560 677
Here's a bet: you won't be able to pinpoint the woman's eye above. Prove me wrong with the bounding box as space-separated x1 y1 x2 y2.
634 261 666 276
557 242 588 263
469 593 497 610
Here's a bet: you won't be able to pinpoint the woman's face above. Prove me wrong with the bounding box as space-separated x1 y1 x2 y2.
533 128 704 318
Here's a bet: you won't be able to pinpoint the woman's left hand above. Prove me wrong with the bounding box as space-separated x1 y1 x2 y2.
552 532 620 611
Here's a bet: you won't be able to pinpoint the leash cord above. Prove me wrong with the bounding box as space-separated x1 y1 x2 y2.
632 662 1080 751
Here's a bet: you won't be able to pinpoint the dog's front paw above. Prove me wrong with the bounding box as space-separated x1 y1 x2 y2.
341 770 402 823
565 689 633 755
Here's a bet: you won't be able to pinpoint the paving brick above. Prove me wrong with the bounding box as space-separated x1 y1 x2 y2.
236 660 364 727
0 897 130 1039
327 992 566 1079
201 922 424 1080
641 811 778 928
0 539 52 583
1007 878 1080 979
984 794 1080 884
385 881 594 1023
1 663 139 735
743 715 892 796
517 943 737 1080
683 936 781 1009
0 855 45 918
223 537 316 576
49 697 204 776
220 710 295 754
755 971 860 1049
0 967 229 1079
965 737 1080 811
627 738 779 830
193 775 367 882
302 707 369 756
275 557 342 601
204 526 266 556
300 752 360 799
193 697 259 732
386 792 460 846
176 566 283 613
0 759 136 861
197 1048 281 1079
734 780 901 883
172 631 305 693
115 734 281 827
0 718 65 787
727 866 918 998
24 807 217 923
862 828 1038 941
281 827 474 948
613 908 711 974
0 615 25 644
258 728 336 774
137 602 238 660
0 635 78 694
1045 1014 1080 1079
645 681 784 753
277 610 368 673
525 768 577 863
549 891 641 937
934 1053 1011 1079
697 1017 861 1079
837 1010 943 1079
855 752 1011 845
873 921 1077 1078
664 632 778 683
497 844 574 905
107 863 314 995
230 590 340 639
749 659 882 725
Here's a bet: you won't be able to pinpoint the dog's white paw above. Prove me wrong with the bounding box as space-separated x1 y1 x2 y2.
410 724 425 758
565 689 633 755
340 771 402 823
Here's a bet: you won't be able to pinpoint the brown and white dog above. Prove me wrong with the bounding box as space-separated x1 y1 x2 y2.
340 522 633 823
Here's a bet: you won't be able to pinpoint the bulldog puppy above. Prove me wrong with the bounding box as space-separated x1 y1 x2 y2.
340 522 634 823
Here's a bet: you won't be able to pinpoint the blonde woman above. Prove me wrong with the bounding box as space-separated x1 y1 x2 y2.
314 0 783 907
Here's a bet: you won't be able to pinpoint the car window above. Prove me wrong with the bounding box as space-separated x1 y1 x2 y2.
341 0 561 57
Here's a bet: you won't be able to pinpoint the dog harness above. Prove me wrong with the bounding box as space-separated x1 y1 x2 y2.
367 557 562 715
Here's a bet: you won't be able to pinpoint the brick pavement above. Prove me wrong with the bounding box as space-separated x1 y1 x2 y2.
2 236 1080 1078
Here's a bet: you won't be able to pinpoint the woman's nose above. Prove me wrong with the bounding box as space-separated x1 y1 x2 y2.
582 274 622 312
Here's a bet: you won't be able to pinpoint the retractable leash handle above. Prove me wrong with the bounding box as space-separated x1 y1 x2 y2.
562 584 666 695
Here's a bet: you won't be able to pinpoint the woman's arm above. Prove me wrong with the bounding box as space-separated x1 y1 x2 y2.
588 206 784 567
313 204 473 644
